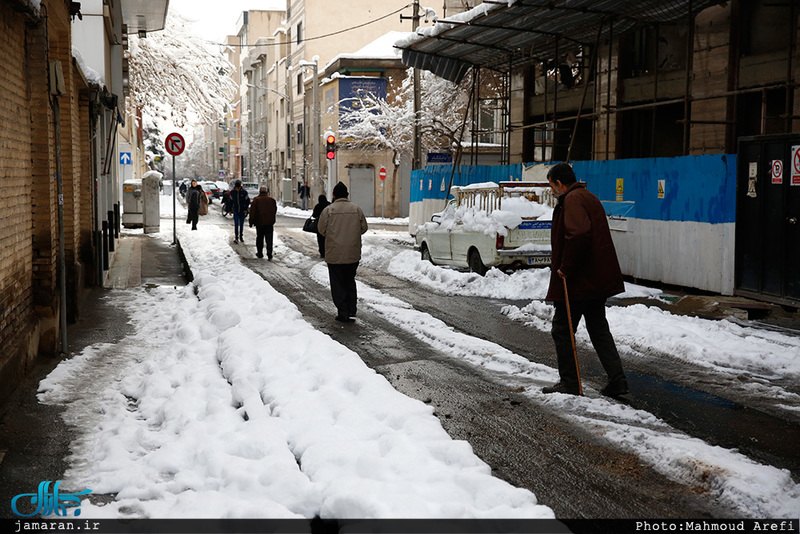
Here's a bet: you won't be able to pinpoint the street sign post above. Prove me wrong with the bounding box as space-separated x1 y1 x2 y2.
165 133 186 244
379 166 387 218
165 132 185 156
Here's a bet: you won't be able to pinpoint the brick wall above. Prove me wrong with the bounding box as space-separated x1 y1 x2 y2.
0 3 37 401
29 5 58 312
0 0 97 404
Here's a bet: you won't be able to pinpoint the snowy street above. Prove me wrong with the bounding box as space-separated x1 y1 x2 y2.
32 200 800 521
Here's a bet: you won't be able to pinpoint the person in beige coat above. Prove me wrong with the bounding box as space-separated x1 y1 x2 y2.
317 181 368 322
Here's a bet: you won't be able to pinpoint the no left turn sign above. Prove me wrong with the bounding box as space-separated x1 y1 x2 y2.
165 132 185 156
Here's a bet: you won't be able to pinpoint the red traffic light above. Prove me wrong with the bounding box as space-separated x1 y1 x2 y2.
326 134 336 160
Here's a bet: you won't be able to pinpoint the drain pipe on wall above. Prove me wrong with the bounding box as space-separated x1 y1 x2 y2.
43 3 68 356
52 84 69 357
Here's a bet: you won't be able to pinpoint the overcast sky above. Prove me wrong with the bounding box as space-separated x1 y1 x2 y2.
169 0 285 42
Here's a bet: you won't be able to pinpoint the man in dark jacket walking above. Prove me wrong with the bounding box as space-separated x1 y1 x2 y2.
542 163 628 397
248 186 277 260
185 179 205 230
227 180 250 243
317 182 368 323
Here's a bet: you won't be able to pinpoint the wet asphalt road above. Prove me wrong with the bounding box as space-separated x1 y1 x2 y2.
1 211 797 520
235 215 752 518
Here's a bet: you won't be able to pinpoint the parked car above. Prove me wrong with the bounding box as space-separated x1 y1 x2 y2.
200 181 219 203
210 181 228 199
415 181 555 275
240 182 260 199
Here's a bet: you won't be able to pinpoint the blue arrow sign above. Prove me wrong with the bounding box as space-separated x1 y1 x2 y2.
120 152 131 165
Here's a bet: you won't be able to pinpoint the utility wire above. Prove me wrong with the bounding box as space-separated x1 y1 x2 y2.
206 4 413 48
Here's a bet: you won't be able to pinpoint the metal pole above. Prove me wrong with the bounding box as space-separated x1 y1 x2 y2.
327 159 332 200
312 60 320 194
172 155 177 245
683 0 694 155
606 19 614 160
567 21 603 163
54 95 68 356
785 0 795 133
554 36 560 159
412 0 422 170
651 23 660 157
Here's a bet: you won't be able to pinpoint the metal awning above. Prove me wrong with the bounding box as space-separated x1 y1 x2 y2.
398 0 725 83
121 0 170 33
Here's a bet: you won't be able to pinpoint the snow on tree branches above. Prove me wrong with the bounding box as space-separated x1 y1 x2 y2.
126 13 238 129
335 68 503 172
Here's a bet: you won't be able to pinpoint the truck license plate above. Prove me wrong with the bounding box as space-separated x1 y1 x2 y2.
527 257 550 265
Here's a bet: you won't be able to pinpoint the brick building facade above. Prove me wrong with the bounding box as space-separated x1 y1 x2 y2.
1 0 95 404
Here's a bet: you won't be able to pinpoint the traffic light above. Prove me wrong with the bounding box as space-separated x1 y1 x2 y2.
326 133 336 160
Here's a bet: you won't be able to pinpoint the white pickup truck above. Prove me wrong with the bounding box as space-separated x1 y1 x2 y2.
415 181 555 275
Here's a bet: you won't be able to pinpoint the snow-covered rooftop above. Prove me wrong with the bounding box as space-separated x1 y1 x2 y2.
323 31 412 72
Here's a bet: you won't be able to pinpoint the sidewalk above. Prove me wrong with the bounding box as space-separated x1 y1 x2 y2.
0 233 189 514
105 232 190 289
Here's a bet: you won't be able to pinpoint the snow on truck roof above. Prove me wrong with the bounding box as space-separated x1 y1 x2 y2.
451 181 556 212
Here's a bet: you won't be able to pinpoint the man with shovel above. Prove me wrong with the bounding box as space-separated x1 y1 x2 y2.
542 162 628 398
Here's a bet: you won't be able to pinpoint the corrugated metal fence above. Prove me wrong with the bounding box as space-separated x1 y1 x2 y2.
410 155 737 294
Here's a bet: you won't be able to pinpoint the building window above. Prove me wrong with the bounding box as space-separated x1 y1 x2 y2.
740 1 792 56
532 124 553 162
620 24 687 79
297 122 304 145
297 73 303 95
297 22 303 45
478 100 502 145
620 103 684 159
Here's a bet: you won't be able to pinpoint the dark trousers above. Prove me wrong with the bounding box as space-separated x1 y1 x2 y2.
233 211 246 238
256 225 274 258
327 262 359 318
186 207 199 229
316 234 326 257
551 298 625 388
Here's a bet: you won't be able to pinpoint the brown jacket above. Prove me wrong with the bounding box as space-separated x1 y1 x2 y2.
317 198 368 264
249 192 277 226
545 182 624 302
199 191 209 215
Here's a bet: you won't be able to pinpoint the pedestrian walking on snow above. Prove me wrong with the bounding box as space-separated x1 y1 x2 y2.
228 180 250 243
299 181 311 211
185 179 207 230
542 162 628 398
249 186 277 260
311 194 331 258
317 182 368 323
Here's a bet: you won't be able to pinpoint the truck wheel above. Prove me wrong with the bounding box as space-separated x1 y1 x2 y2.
468 248 487 276
420 243 434 264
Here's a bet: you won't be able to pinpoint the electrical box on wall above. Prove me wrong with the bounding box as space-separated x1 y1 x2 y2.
49 60 65 96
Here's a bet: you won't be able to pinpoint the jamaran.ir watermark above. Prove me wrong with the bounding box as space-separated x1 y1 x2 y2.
10 480 94 519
